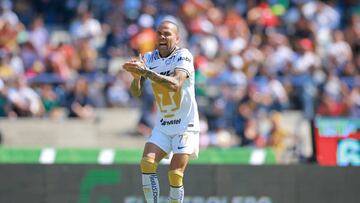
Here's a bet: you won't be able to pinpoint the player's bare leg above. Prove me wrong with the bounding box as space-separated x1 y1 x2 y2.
141 143 167 203
168 153 190 203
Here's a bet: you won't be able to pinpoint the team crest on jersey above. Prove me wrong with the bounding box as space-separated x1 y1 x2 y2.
151 82 181 118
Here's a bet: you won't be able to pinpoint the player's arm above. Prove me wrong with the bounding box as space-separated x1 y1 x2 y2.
143 68 187 92
123 58 146 97
123 55 188 91
129 76 146 97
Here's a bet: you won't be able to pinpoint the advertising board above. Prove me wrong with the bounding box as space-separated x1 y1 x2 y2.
0 165 359 203
313 117 360 166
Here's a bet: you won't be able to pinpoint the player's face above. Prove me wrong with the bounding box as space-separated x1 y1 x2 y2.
156 22 180 57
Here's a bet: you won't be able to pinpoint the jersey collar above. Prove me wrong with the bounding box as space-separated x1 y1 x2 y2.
157 47 180 59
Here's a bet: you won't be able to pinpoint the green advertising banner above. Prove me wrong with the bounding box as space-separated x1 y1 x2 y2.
0 147 276 164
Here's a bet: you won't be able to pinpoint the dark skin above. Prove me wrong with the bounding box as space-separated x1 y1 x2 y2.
123 21 190 173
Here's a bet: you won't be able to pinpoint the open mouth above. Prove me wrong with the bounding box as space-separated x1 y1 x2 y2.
159 42 167 47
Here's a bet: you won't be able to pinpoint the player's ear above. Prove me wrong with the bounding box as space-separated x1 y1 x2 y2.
176 34 180 44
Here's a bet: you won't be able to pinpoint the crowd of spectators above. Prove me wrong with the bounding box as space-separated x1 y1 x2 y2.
0 0 359 162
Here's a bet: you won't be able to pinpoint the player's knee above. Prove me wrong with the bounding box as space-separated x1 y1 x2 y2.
168 169 184 187
140 157 158 173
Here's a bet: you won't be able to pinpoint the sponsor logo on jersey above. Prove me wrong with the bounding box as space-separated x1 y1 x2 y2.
160 118 181 126
177 56 191 62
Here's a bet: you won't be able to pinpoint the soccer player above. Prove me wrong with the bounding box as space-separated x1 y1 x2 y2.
123 20 200 203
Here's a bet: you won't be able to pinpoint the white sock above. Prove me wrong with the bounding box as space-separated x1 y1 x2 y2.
142 174 160 203
169 186 184 203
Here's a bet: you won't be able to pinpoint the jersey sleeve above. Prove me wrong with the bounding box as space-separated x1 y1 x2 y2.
143 51 153 67
174 49 194 77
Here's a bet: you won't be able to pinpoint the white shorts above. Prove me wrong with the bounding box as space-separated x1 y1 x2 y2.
147 128 199 160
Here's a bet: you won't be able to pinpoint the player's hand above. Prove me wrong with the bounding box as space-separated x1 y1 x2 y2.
123 61 146 77
138 53 146 65
123 61 145 75
123 54 147 77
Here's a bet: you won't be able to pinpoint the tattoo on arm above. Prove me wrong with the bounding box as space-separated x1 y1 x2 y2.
141 68 187 91
130 76 146 97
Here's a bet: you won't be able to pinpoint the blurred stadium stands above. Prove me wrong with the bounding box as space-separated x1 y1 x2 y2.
0 2 360 202
0 0 359 165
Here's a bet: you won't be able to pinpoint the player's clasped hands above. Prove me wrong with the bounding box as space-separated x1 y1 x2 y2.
123 54 147 79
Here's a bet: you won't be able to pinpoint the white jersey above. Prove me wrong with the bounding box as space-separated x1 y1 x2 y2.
144 48 200 135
